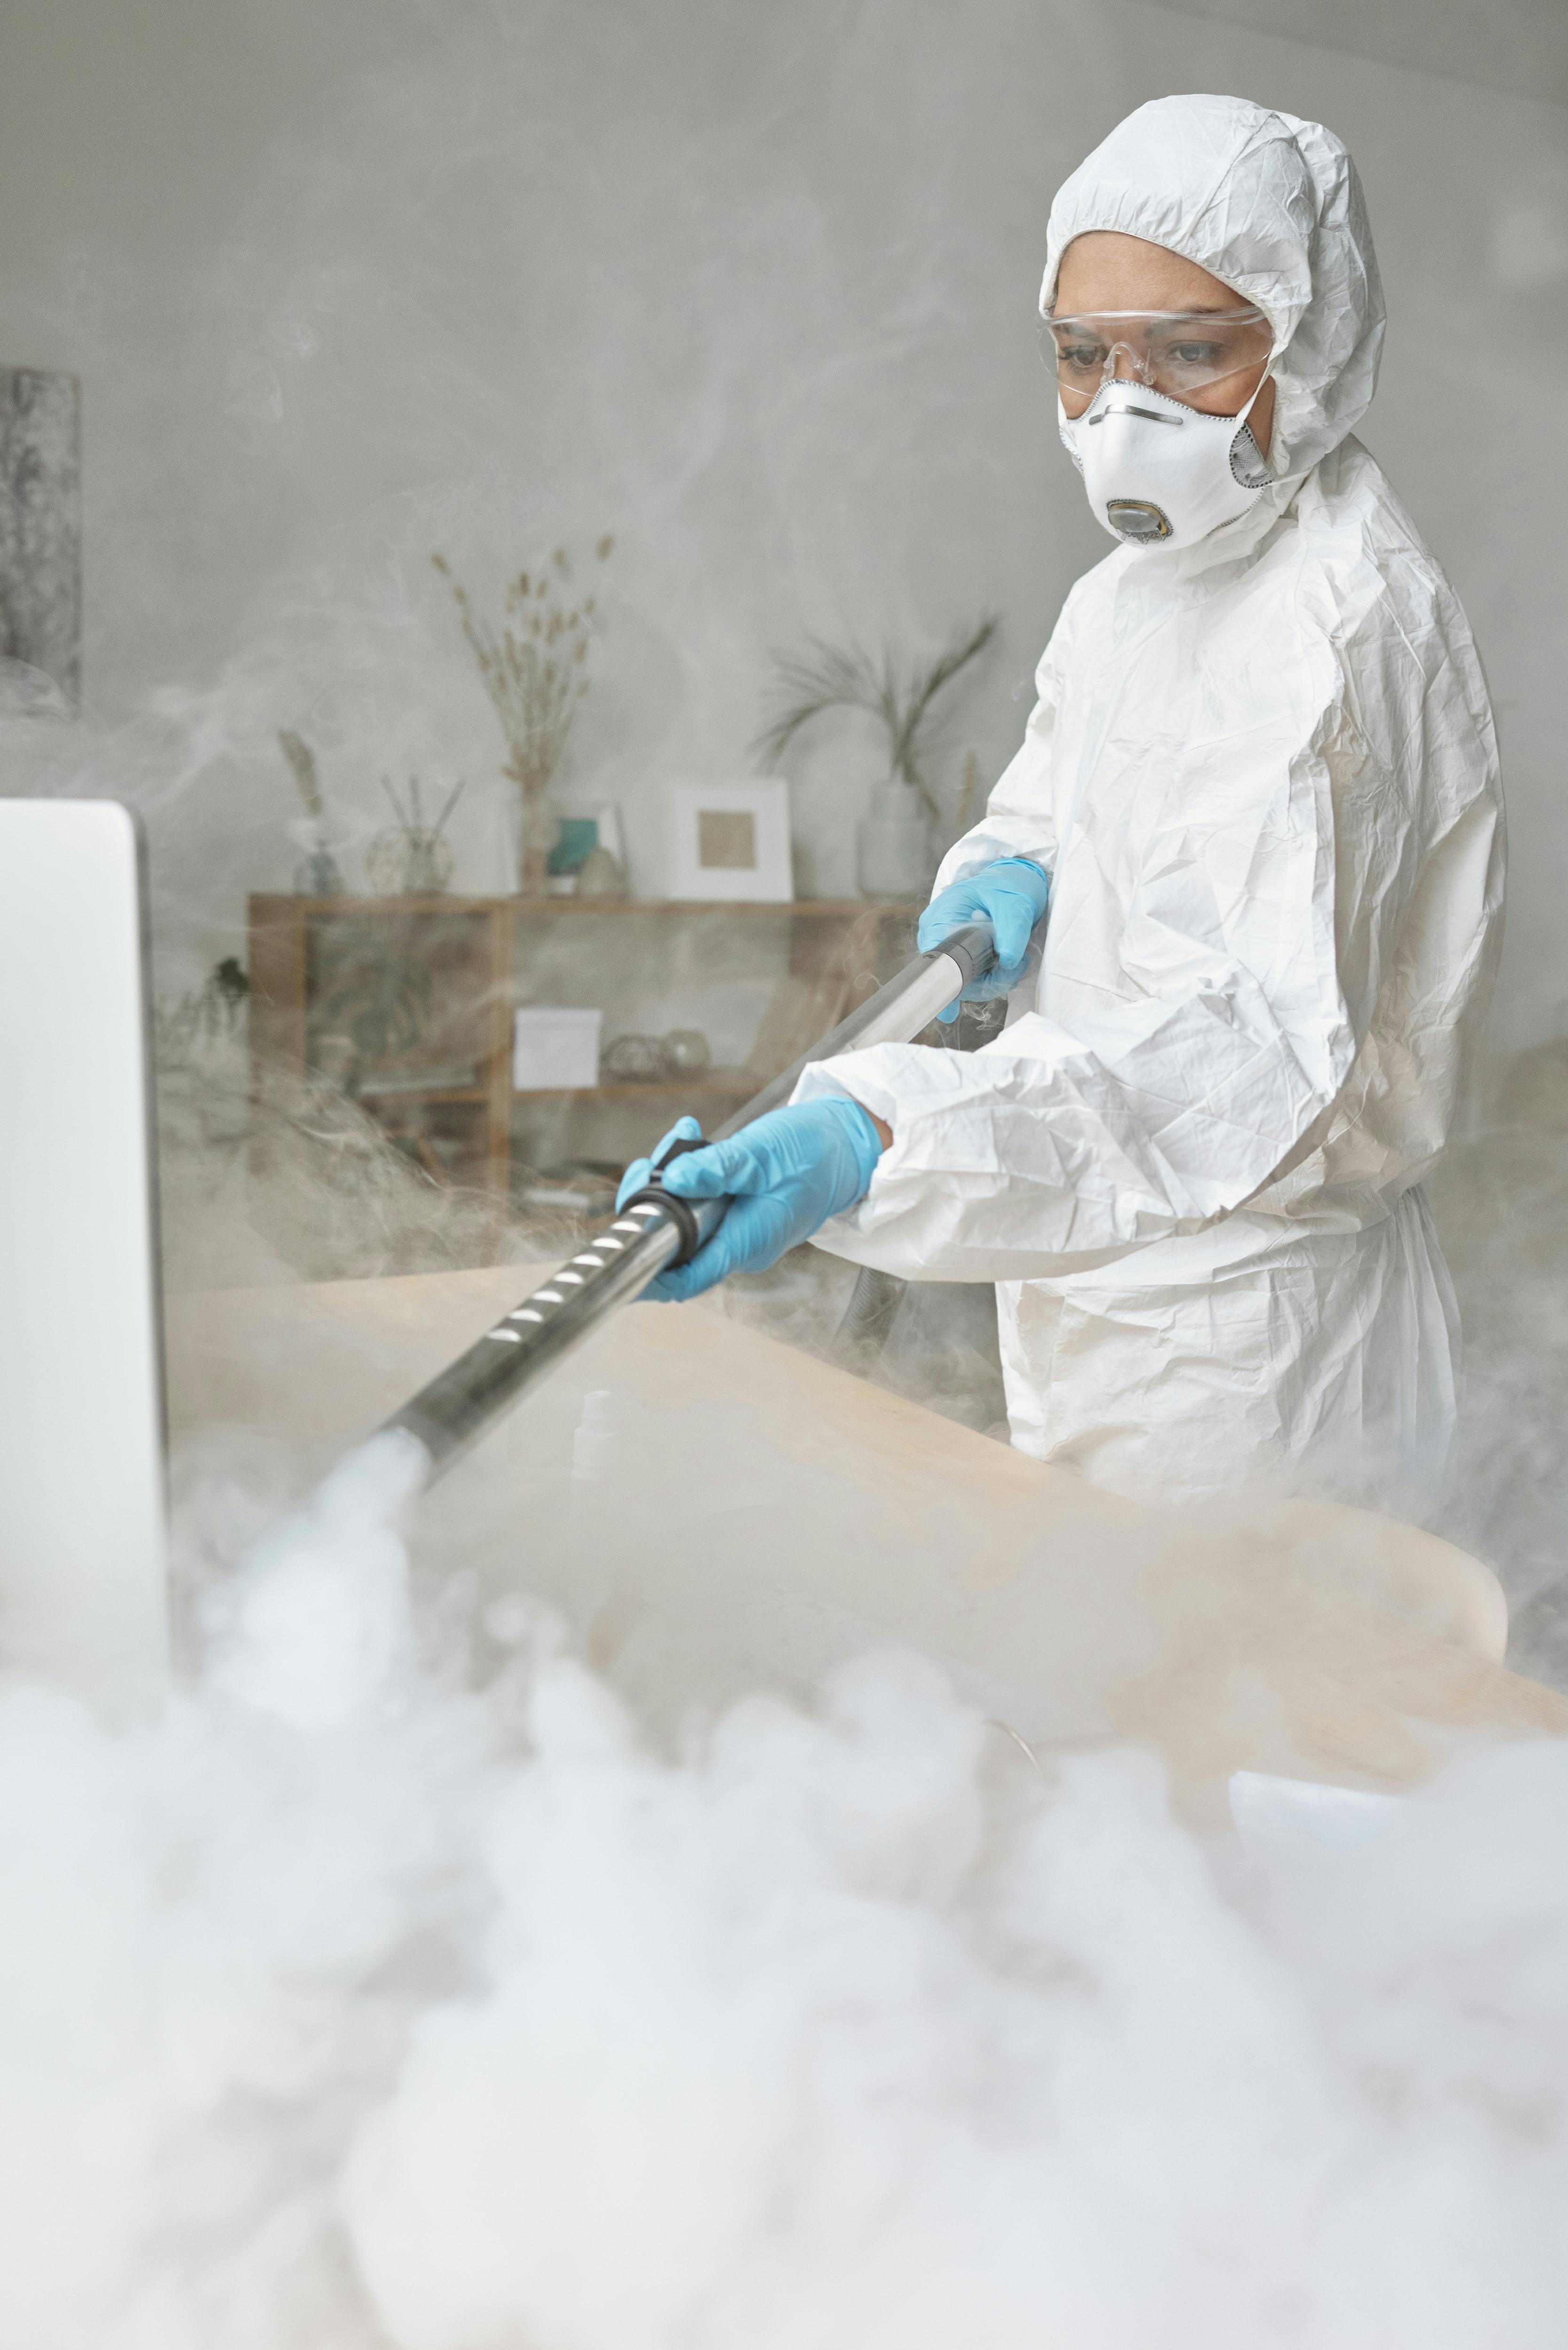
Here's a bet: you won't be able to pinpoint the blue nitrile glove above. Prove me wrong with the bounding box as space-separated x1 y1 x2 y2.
916 856 1049 1022
615 1098 883 1303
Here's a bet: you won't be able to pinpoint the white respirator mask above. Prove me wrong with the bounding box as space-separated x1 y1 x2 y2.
1059 375 1274 549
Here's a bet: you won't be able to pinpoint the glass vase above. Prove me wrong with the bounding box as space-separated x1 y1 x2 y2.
517 787 554 898
856 776 934 902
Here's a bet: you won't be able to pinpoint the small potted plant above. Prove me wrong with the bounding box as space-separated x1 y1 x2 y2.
278 730 345 895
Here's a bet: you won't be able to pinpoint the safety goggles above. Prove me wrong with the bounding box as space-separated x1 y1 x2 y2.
1042 307 1274 409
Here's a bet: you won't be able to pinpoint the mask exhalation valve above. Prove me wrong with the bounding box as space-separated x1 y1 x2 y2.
1106 497 1174 542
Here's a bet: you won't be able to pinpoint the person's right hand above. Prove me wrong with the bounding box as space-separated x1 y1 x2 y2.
916 857 1050 1022
615 1099 882 1301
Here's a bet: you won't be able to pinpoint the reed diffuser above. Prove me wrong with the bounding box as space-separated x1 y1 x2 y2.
365 776 465 895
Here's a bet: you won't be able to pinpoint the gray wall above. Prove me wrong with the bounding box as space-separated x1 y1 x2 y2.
1 0 1564 1045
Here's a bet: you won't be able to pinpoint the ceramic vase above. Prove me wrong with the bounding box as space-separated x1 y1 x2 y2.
856 776 934 902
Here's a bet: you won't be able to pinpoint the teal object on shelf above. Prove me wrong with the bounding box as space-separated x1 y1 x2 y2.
547 817 598 877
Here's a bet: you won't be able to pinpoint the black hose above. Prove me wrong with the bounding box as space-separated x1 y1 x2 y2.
359 924 999 1483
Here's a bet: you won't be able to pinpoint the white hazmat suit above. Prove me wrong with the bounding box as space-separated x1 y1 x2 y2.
798 94 1504 1503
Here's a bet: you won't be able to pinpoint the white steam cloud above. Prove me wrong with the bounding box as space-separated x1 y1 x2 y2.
2 1447 1568 2346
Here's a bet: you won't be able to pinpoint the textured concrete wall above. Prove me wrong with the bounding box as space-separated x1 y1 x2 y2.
0 0 1561 1044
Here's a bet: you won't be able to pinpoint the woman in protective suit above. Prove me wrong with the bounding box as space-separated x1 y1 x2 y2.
623 94 1504 1506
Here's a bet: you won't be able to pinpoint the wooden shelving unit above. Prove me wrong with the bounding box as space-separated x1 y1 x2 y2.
249 894 515 1195
248 893 918 1200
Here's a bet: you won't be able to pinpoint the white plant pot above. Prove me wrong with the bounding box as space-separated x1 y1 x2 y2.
856 777 934 902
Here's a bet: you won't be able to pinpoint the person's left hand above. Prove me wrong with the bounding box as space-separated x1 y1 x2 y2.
616 1097 884 1301
917 856 1050 1020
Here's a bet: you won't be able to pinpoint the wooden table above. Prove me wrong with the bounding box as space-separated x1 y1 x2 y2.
164 1268 1568 1814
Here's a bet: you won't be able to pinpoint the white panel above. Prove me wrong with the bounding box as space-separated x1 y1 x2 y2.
0 799 169 1707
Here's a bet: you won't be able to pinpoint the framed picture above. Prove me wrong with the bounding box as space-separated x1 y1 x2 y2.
668 781 793 902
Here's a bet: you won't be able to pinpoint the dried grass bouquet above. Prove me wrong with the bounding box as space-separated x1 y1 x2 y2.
434 538 612 894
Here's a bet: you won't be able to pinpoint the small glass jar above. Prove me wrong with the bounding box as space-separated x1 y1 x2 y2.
664 1028 712 1075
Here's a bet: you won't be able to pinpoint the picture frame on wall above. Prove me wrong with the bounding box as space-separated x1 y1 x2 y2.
667 780 794 901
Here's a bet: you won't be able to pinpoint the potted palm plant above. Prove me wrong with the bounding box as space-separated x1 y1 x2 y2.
755 616 997 899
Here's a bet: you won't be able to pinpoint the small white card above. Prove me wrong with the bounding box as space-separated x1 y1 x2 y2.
513 1005 603 1090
